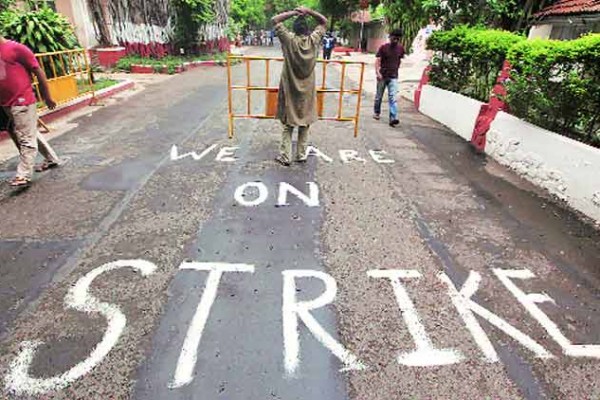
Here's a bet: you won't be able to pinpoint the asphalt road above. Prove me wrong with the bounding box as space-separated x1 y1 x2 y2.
0 47 599 400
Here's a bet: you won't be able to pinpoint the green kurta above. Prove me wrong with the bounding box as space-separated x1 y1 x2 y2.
275 22 325 127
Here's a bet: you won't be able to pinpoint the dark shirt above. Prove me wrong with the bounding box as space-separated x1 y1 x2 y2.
376 43 405 79
323 37 335 50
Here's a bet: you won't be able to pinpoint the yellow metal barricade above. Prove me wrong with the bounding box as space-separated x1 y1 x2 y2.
33 49 95 111
226 55 366 138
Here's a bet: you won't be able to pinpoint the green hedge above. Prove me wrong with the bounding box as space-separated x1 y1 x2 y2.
427 26 525 102
506 34 600 147
426 26 600 148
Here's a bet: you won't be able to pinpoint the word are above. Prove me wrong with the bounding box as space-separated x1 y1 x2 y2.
5 262 600 396
170 144 395 164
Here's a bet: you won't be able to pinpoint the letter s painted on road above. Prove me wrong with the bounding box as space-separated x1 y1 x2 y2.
4 260 157 396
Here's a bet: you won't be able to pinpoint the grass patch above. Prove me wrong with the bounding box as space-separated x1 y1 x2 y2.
115 52 230 73
77 77 120 93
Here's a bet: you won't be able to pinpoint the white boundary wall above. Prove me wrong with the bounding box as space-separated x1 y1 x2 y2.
419 85 483 142
487 112 600 223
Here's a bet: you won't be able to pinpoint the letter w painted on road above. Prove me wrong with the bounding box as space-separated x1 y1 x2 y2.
170 144 217 161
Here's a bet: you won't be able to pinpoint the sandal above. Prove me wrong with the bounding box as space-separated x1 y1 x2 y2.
34 160 60 172
8 176 31 187
274 155 290 167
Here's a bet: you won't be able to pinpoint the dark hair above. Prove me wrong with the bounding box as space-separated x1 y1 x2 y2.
390 28 403 38
293 16 309 36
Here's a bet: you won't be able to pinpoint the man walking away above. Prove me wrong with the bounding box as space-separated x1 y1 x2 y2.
272 6 327 166
269 29 275 46
0 34 64 187
373 29 405 127
322 32 336 60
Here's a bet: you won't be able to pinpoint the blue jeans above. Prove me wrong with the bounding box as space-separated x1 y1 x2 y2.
374 78 398 120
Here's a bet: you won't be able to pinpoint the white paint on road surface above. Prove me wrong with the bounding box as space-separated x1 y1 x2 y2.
7 261 597 396
235 182 320 207
494 269 600 358
170 262 255 389
234 182 269 206
305 146 334 163
4 260 157 396
277 182 320 207
368 270 463 366
170 144 218 161
438 271 554 361
282 270 367 376
170 143 395 165
339 150 367 164
369 150 395 164
215 146 239 162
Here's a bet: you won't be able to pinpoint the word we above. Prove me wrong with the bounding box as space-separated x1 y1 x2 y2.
5 262 599 396
170 144 395 164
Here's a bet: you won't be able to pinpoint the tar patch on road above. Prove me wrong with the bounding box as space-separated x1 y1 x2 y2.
133 128 349 400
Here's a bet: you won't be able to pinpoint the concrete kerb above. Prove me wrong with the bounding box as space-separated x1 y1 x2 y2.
419 85 483 142
487 111 600 224
417 84 600 225
39 79 135 124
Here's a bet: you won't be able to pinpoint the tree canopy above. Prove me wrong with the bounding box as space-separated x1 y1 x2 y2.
231 0 266 30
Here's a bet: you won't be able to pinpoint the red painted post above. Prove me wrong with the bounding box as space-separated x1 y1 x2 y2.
414 65 431 110
471 60 511 151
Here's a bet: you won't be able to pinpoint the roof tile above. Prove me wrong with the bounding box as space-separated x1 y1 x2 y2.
535 0 600 17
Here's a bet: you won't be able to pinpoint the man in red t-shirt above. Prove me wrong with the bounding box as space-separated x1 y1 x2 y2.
0 34 62 186
373 29 405 127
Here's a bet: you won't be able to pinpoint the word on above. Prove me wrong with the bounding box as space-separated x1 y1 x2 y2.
234 182 319 207
4 261 599 396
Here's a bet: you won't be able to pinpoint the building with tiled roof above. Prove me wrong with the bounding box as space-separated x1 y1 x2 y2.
530 0 600 40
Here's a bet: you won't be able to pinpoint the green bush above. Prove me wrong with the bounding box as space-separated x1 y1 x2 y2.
0 8 79 53
506 34 600 147
427 26 600 148
427 25 524 101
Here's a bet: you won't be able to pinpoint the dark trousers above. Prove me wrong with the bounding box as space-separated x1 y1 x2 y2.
323 48 332 60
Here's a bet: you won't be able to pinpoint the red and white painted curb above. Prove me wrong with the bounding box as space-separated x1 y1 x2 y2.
414 68 600 224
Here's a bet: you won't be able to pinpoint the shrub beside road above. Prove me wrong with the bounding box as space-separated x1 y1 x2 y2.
427 26 600 148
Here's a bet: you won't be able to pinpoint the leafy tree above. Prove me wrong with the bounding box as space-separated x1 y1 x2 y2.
0 0 14 13
318 0 360 28
381 0 430 50
265 0 300 19
231 0 266 30
379 0 558 52
1 8 79 53
421 0 557 31
171 0 215 54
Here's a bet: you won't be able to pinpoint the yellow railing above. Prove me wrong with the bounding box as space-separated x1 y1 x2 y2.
226 54 366 138
33 48 95 111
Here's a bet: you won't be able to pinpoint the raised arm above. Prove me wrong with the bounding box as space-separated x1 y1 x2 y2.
296 6 328 27
271 10 300 25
